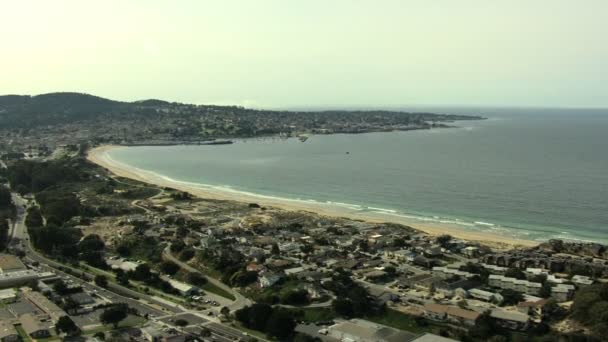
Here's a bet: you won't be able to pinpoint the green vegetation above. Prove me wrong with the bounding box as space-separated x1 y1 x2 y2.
201 281 236 301
116 236 166 263
327 269 383 318
571 283 608 339
367 309 436 334
100 304 129 328
289 307 336 323
0 185 14 250
236 304 297 341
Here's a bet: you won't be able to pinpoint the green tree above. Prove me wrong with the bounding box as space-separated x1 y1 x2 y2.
95 275 109 288
500 289 524 306
174 319 188 327
100 304 128 328
435 234 452 248
55 316 80 336
265 309 296 340
504 268 526 280
185 272 207 286
159 260 180 275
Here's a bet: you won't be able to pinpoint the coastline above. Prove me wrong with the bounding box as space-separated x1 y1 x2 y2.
87 145 538 249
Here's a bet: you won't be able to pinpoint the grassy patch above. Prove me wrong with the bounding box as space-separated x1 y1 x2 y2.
289 307 336 323
202 282 236 301
15 325 33 342
367 309 436 334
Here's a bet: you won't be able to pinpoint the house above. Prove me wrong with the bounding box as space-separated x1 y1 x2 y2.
571 275 594 287
446 307 480 326
0 270 39 289
0 254 27 273
490 309 530 331
411 333 459 342
168 279 199 296
423 303 479 326
551 284 575 302
19 314 51 339
488 275 542 295
423 303 448 321
413 256 435 268
432 267 477 280
364 270 387 281
246 263 266 273
22 288 67 322
0 289 16 303
462 246 479 258
517 299 548 322
424 246 443 257
141 325 164 342
0 321 19 342
468 289 503 304
259 273 282 288
284 266 306 276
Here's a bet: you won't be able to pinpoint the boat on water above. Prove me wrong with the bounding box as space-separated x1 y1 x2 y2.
298 135 309 142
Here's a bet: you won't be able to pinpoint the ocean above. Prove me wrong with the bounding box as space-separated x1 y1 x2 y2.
107 108 608 244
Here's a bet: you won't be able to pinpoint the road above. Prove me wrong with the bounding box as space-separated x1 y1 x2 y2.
10 191 259 341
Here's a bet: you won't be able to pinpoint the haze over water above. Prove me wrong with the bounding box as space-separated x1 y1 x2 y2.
109 108 608 244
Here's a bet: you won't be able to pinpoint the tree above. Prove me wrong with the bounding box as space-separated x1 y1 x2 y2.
130 263 152 281
53 279 69 295
100 304 128 328
332 298 354 318
504 268 526 280
271 243 280 255
159 260 180 275
539 283 552 298
174 319 188 327
56 316 80 336
500 289 524 306
436 234 452 248
265 309 296 340
220 306 230 317
280 290 309 306
95 275 109 288
185 272 207 286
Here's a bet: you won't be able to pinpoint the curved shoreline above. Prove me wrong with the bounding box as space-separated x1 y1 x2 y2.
87 145 538 249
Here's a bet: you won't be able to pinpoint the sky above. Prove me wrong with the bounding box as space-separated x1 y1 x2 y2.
1 1 607 108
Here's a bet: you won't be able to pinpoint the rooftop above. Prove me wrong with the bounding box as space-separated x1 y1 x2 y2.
0 254 27 273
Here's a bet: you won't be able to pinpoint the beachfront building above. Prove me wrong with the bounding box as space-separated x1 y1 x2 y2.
432 266 477 280
488 275 542 295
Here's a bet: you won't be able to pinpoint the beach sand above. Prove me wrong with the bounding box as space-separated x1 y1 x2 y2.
87 145 538 249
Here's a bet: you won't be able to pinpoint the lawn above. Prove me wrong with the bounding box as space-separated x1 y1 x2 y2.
289 307 337 322
201 281 236 300
367 308 436 334
15 325 32 342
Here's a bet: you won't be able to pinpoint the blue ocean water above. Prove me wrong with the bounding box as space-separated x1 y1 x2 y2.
108 108 608 244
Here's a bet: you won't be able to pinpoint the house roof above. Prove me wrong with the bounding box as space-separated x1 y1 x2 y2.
0 321 18 339
491 309 530 323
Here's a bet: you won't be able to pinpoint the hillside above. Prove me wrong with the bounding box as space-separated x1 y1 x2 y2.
0 92 484 144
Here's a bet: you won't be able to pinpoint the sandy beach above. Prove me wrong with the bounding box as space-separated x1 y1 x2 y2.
87 145 538 249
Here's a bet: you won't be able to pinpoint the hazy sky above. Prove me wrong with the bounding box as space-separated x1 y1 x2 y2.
1 1 607 108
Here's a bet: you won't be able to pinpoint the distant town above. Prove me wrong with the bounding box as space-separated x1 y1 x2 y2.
0 94 606 342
